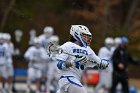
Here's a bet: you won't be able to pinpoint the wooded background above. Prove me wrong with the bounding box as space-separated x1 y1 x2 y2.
1 0 140 55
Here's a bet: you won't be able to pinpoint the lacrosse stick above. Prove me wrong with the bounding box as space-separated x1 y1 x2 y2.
46 42 82 58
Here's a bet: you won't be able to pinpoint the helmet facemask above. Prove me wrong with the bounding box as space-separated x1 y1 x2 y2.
80 33 92 46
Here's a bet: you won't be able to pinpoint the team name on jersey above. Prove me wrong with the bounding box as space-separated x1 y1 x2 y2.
73 49 88 55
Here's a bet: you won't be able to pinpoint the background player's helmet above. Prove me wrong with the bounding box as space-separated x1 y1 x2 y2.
105 37 114 48
43 26 54 37
49 35 59 45
114 37 121 47
70 25 92 47
33 37 41 48
3 33 11 41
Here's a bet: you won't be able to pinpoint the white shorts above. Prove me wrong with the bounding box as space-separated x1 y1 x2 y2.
58 76 83 92
0 65 7 78
28 67 42 80
6 63 14 77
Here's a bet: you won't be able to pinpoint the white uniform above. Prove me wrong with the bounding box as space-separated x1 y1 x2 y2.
46 45 59 93
4 42 14 77
94 46 114 92
38 34 50 48
56 42 102 93
0 43 10 78
38 34 55 78
24 46 48 80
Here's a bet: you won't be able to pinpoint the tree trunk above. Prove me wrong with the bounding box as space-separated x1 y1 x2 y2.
123 0 139 32
0 0 16 32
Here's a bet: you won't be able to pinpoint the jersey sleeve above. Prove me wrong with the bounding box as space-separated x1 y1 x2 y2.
88 47 101 63
24 47 32 60
56 43 69 61
56 43 70 70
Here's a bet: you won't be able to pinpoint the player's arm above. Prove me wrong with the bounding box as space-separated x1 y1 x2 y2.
24 48 33 61
88 47 109 69
56 52 72 70
56 45 76 70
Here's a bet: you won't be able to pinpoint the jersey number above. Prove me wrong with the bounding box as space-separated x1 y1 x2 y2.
75 62 85 70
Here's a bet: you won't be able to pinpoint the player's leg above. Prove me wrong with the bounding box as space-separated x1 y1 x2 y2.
68 84 87 93
1 66 7 93
94 71 104 93
0 67 4 91
47 62 55 93
110 73 119 93
35 69 42 93
120 77 129 93
6 64 14 93
27 68 34 92
104 71 112 93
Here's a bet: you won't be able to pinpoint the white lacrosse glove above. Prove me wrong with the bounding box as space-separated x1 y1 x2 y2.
97 59 109 70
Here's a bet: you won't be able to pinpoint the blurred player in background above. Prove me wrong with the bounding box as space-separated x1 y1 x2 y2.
111 37 121 52
46 35 59 93
94 37 114 93
114 37 121 48
3 33 15 93
56 25 109 93
0 33 10 93
24 37 48 93
38 26 54 48
38 26 54 92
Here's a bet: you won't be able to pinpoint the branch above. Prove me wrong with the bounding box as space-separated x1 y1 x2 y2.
123 0 139 32
0 0 16 32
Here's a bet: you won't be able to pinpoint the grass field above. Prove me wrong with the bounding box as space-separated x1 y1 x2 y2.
129 78 140 89
11 78 140 93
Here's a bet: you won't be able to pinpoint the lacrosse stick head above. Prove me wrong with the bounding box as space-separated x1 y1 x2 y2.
46 42 56 56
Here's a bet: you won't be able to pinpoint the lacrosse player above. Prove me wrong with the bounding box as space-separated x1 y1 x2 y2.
24 37 48 93
0 33 10 93
56 25 109 93
38 26 54 48
94 37 114 93
46 35 59 93
38 26 54 92
3 33 14 93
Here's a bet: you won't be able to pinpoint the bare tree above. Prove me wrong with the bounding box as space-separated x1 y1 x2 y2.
123 0 139 32
0 0 16 32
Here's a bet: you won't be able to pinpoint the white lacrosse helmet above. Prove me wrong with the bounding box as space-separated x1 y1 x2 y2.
43 26 54 34
114 37 121 44
105 37 114 44
0 33 3 39
33 37 40 44
3 33 11 41
70 25 92 47
49 35 59 44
